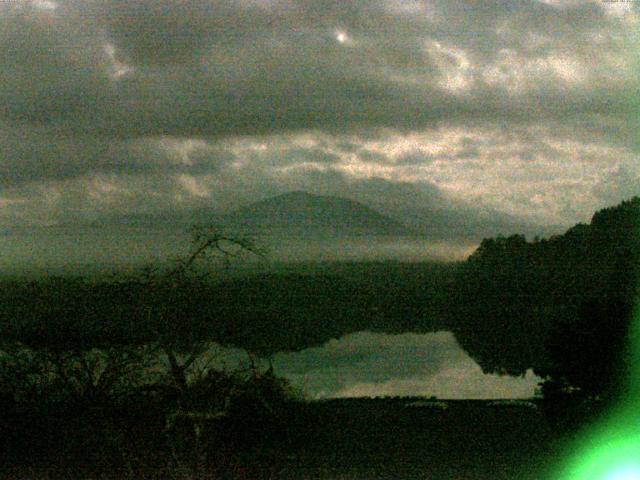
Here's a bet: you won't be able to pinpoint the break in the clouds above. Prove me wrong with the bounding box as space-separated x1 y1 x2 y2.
1 0 639 246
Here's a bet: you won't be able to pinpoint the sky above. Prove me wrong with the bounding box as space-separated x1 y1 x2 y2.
0 0 638 245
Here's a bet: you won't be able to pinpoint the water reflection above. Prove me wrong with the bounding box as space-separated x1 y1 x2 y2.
209 331 541 399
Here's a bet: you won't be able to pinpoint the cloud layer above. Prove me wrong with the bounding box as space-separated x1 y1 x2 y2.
1 0 639 252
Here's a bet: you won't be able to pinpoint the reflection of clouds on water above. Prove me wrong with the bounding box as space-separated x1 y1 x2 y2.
332 365 541 400
272 332 541 399
187 332 541 400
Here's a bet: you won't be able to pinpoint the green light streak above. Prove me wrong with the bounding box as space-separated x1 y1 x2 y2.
557 304 640 480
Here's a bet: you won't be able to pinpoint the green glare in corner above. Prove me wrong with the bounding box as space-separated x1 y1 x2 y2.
557 305 640 480
604 465 640 480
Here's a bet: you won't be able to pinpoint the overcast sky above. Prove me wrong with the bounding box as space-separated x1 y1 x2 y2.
0 0 638 236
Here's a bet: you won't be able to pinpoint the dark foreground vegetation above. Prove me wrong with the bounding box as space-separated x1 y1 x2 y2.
1 198 639 478
1 393 563 479
283 398 559 480
1 362 299 479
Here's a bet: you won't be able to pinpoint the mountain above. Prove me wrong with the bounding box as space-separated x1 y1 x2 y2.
221 191 415 237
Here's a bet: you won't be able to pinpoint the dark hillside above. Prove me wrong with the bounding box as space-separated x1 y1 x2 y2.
449 197 639 400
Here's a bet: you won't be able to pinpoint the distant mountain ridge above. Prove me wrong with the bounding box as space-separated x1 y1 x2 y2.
220 191 415 237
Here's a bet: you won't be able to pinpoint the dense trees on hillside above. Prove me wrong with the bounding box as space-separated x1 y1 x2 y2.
450 197 639 407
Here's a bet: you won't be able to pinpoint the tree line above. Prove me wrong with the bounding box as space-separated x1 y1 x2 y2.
448 197 639 425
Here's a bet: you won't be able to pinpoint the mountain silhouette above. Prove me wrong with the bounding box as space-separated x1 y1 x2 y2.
221 191 415 237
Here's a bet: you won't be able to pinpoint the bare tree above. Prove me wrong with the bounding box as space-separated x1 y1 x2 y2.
139 225 264 394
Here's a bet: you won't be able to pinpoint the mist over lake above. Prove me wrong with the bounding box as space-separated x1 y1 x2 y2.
0 226 476 275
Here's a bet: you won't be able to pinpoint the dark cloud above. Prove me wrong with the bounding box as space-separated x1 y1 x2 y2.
394 150 438 166
1 0 636 139
592 165 640 206
0 125 233 187
98 0 241 65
